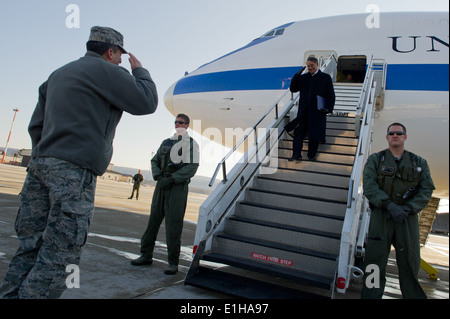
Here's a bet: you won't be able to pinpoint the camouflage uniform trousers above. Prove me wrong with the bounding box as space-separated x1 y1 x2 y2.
0 157 96 299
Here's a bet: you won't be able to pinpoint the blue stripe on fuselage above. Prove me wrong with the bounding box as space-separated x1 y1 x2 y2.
386 64 449 91
173 64 449 95
174 67 301 94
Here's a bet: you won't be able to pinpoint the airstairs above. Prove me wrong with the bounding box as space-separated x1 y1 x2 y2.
185 55 386 298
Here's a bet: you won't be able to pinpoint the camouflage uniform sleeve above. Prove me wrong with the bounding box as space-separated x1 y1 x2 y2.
28 81 48 149
363 153 391 209
405 156 435 214
171 138 199 184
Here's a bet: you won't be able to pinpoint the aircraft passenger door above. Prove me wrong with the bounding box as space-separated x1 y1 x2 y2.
336 55 367 83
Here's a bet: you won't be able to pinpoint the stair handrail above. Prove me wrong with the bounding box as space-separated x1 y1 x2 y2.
208 88 292 187
354 55 376 135
320 54 338 82
336 57 381 293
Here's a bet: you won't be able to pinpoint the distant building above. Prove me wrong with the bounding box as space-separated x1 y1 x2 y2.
119 174 133 183
19 149 32 167
100 163 132 183
0 149 23 166
3 150 131 183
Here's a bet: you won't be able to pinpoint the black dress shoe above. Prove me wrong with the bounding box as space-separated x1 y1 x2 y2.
308 155 316 161
164 264 178 275
130 255 153 266
288 154 302 162
284 125 295 138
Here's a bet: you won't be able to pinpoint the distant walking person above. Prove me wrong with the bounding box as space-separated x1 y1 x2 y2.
361 123 435 299
129 170 144 200
0 26 158 299
131 114 199 275
285 56 335 161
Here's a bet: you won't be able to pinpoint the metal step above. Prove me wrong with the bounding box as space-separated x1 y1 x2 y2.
335 94 359 100
185 265 330 299
223 216 341 256
245 189 347 219
326 128 357 138
327 114 357 122
327 121 356 131
203 252 333 293
285 116 358 135
279 140 356 156
334 103 359 109
212 233 337 279
283 135 358 147
334 84 363 94
278 158 353 176
266 168 350 189
252 176 349 203
235 201 344 235
278 148 355 165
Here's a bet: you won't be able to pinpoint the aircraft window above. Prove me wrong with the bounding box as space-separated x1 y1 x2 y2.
257 28 286 39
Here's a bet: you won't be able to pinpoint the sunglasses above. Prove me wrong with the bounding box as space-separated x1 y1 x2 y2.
387 131 405 136
174 121 186 125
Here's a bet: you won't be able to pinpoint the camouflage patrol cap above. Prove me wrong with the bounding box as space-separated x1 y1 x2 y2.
89 26 127 53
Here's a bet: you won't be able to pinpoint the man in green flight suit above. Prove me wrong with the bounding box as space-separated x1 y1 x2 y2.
128 169 144 200
361 122 435 299
131 114 199 275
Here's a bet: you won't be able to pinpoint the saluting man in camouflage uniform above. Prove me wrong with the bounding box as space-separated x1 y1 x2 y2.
361 123 435 299
131 114 199 275
0 26 158 299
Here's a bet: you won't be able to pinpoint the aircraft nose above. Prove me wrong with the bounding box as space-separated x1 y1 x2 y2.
164 82 176 114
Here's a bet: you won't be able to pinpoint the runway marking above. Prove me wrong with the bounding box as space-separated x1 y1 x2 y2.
86 242 190 272
87 232 193 272
425 245 449 257
426 242 449 251
89 233 140 243
131 280 186 299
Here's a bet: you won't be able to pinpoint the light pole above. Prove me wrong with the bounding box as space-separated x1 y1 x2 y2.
1 108 19 164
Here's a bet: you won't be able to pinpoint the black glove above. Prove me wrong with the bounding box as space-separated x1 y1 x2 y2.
158 177 174 190
387 202 410 223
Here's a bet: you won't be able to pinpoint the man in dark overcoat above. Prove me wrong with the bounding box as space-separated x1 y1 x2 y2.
285 56 335 161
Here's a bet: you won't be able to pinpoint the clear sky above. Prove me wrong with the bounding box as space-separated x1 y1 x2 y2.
0 0 448 178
